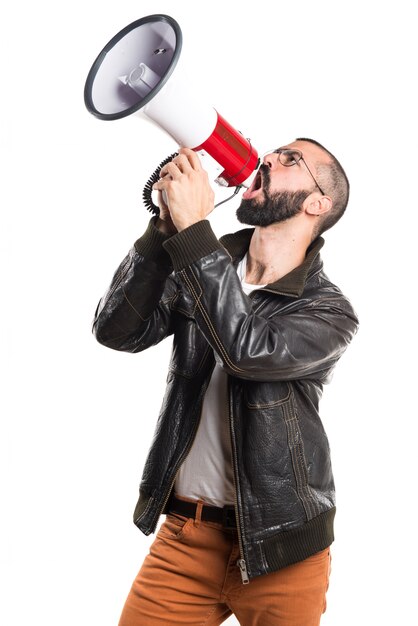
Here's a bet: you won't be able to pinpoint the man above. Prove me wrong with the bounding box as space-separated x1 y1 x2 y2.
93 139 359 625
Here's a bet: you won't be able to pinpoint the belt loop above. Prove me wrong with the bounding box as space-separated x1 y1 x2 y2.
195 500 203 527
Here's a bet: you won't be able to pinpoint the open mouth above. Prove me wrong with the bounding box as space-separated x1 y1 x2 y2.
253 170 263 190
242 169 263 199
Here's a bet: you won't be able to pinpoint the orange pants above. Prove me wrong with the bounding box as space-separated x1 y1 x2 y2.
118 497 331 626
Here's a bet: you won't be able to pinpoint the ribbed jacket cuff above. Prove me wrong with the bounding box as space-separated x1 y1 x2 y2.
134 217 173 267
162 220 222 271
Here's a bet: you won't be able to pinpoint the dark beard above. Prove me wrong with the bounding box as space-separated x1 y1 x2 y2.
236 165 312 227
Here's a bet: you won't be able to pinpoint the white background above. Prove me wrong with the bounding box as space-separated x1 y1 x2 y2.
3 1 417 624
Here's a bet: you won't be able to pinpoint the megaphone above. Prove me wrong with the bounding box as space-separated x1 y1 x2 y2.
84 14 259 191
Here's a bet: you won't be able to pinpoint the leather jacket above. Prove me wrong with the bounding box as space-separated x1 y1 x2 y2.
93 217 359 583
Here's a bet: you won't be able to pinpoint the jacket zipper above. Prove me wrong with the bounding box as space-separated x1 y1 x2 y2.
228 377 250 584
230 290 265 583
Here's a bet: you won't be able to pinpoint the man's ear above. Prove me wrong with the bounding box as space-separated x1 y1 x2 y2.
304 194 333 217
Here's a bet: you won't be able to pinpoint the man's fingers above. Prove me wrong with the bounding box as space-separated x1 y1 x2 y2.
153 178 168 191
178 148 202 170
159 150 202 181
173 153 194 173
159 161 182 180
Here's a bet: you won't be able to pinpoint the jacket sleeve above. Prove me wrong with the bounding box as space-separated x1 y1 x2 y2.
163 220 359 382
92 217 178 353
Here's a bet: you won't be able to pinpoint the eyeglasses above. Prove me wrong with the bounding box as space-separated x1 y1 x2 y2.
272 148 325 196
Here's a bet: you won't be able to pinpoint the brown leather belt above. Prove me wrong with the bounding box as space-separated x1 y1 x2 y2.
167 494 237 529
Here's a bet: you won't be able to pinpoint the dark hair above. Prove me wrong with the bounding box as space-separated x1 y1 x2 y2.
296 137 350 237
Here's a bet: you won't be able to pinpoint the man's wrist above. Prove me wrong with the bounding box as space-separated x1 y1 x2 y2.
162 220 222 271
156 217 177 236
134 217 173 267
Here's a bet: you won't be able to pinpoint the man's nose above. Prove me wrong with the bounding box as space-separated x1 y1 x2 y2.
263 152 279 169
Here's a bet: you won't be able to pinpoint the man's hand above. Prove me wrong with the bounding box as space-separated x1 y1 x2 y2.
152 148 215 232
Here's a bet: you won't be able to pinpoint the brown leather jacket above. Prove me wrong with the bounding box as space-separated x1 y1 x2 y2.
93 217 359 583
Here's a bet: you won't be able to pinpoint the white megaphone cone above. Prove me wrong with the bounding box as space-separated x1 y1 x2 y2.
84 14 259 188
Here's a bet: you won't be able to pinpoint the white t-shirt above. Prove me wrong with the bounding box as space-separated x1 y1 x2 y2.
174 253 266 506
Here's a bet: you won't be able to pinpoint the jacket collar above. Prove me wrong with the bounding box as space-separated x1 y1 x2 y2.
219 228 324 298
